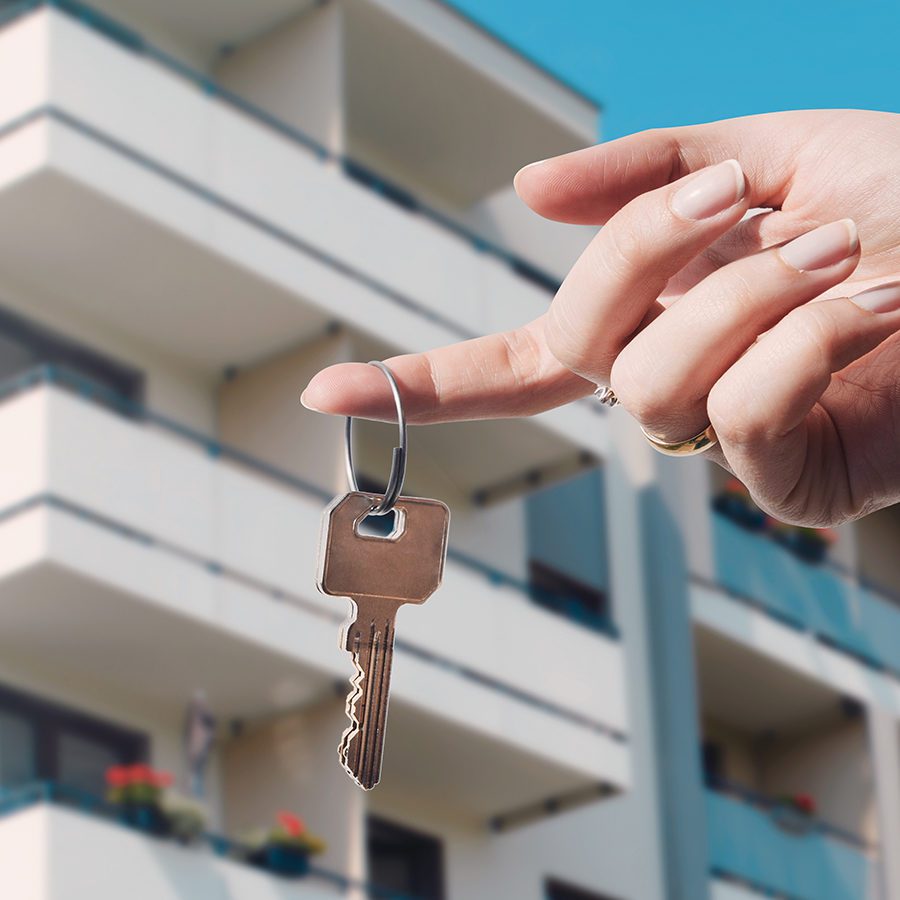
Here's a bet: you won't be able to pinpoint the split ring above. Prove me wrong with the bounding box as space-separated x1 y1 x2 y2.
344 361 407 515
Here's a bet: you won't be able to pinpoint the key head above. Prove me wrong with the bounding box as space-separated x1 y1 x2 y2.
317 491 450 604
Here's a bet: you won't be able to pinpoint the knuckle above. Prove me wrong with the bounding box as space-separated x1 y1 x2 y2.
784 303 840 366
544 306 615 379
610 350 671 424
595 221 640 286
497 327 544 390
707 380 766 446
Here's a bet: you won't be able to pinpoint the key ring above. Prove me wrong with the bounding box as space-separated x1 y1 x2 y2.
344 360 407 516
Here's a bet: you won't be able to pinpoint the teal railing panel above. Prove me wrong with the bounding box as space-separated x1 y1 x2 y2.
711 515 808 627
706 790 875 900
712 515 900 675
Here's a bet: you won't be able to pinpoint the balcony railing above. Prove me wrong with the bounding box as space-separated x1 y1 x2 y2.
0 0 563 298
706 787 879 900
0 364 624 742
709 512 900 677
0 781 423 900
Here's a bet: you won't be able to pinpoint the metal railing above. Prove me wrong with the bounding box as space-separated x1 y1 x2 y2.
0 781 423 899
0 365 625 741
0 0 563 297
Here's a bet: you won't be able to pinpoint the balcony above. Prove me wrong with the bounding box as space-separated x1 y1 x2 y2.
0 785 391 898
0 367 628 818
698 513 900 680
706 788 879 900
0 0 608 485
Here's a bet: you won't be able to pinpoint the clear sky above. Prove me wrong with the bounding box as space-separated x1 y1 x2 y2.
445 0 900 141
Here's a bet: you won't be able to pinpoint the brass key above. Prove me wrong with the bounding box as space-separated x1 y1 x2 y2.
316 490 450 789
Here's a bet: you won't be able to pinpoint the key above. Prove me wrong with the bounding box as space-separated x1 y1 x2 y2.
316 490 450 789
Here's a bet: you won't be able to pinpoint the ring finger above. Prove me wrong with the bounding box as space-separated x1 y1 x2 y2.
609 218 861 442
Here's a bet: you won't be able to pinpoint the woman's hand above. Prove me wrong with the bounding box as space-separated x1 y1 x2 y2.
302 110 900 526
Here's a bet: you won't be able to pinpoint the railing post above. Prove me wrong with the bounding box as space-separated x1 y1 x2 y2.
867 707 900 899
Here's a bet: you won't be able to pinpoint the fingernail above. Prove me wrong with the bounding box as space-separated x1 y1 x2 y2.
851 281 900 313
671 159 745 220
514 158 547 187
299 389 322 412
779 219 859 271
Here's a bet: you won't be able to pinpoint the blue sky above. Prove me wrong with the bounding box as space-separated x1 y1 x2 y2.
446 0 900 141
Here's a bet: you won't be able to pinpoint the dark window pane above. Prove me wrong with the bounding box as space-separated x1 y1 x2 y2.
58 732 122 796
0 683 146 791
546 879 620 900
0 711 35 786
368 817 445 900
0 304 144 407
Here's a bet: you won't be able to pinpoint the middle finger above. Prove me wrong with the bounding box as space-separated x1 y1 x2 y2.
609 218 861 442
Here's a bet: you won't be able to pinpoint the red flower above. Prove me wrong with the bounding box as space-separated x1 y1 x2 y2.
277 811 306 837
126 764 154 785
724 478 748 495
105 766 128 788
153 770 174 789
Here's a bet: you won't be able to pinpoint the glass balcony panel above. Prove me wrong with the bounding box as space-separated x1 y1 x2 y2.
712 514 900 674
706 790 877 900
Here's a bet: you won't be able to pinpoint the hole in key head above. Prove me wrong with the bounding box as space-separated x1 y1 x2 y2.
356 507 406 540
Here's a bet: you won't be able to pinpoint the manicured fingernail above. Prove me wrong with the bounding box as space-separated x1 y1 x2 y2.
514 158 548 187
671 159 745 220
851 282 900 313
779 219 858 271
299 389 322 412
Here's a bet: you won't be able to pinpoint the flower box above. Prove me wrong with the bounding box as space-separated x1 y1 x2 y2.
247 843 312 878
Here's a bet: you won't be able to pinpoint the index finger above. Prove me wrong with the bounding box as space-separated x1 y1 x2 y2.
299 316 593 424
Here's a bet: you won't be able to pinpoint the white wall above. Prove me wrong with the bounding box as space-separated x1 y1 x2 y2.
759 718 876 844
217 329 352 492
216 2 345 153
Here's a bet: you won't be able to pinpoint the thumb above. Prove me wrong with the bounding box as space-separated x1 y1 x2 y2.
514 110 810 225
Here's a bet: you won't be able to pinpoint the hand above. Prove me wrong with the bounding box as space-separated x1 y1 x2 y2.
302 110 900 526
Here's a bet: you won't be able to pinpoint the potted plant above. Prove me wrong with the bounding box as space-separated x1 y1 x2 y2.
243 811 326 878
768 520 837 564
160 792 208 845
106 764 173 837
771 792 817 834
713 478 767 531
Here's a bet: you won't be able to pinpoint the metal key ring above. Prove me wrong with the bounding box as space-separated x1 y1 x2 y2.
344 360 407 516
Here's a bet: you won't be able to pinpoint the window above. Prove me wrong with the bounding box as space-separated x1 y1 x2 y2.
367 817 445 900
0 304 144 407
546 879 620 900
0 684 147 797
701 739 726 786
526 469 612 630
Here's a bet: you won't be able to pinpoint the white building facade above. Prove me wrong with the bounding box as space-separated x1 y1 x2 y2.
0 1 896 898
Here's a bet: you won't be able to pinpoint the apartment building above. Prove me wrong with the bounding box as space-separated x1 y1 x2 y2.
0 1 896 899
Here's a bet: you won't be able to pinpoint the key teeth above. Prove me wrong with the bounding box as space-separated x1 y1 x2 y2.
338 651 365 766
338 648 382 790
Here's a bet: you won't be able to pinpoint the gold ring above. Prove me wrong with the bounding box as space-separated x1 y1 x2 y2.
640 423 718 457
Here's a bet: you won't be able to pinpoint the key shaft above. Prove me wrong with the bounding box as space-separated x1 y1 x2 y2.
340 598 400 788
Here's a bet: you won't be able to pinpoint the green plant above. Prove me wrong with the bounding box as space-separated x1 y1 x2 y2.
242 811 326 856
161 792 208 844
